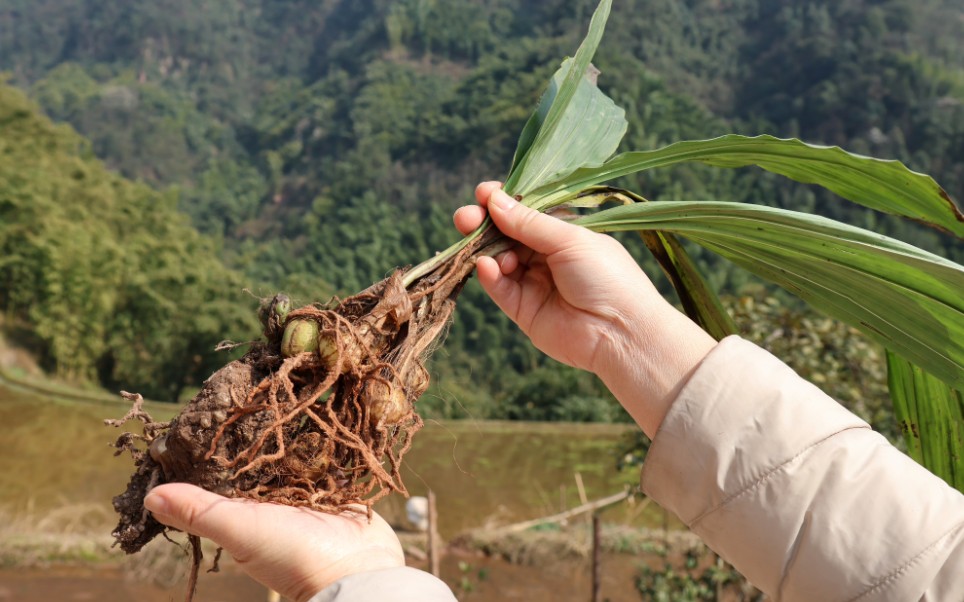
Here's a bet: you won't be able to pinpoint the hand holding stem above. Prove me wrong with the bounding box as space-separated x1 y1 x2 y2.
455 182 717 437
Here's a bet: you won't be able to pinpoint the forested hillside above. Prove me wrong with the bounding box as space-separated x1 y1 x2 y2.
1 0 962 420
0 85 253 401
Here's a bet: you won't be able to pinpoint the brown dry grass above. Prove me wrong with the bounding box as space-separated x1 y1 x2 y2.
0 503 116 568
0 504 226 586
455 523 703 566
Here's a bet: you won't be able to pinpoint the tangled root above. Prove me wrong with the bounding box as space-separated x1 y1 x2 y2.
107 232 500 602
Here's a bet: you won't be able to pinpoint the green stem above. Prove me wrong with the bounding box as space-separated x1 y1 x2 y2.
401 188 585 289
402 218 493 288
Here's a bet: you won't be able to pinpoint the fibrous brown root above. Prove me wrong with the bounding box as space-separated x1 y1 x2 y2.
105 392 169 553
107 228 503 602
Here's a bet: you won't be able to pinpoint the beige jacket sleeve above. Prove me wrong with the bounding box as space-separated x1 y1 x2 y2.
307 566 457 602
641 336 964 601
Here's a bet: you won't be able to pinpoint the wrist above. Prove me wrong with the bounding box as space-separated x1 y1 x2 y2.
594 300 717 437
296 544 404 602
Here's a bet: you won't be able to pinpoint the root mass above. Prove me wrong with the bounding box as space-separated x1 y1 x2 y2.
106 232 501 598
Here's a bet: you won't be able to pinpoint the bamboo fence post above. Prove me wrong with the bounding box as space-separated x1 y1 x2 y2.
574 472 589 506
591 513 602 602
490 489 630 535
428 490 440 577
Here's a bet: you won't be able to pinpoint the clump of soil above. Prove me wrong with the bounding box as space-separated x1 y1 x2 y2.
106 231 504 599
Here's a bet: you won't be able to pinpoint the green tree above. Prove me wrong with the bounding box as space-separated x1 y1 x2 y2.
0 82 255 400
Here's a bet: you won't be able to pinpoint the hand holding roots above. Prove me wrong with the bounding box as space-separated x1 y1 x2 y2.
106 233 500 597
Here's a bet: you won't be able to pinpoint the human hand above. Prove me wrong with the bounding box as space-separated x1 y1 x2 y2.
144 483 404 602
455 182 717 435
456 182 665 373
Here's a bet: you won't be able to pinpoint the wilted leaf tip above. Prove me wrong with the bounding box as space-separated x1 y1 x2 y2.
937 186 964 224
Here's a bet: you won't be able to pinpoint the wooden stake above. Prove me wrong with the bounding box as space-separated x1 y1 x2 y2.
591 514 602 602
267 590 281 602
428 490 440 577
574 472 588 506
490 489 631 534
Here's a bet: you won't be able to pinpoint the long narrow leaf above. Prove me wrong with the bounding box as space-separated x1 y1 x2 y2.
641 231 738 341
570 187 737 340
538 135 964 237
576 201 964 388
504 0 626 196
887 351 964 492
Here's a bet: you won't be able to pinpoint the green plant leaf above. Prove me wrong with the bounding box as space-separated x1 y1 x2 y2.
534 135 964 237
504 0 626 197
887 351 964 492
576 201 964 389
640 230 738 341
569 186 737 340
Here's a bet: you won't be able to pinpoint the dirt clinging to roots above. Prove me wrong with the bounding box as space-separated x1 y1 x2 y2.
106 233 502 597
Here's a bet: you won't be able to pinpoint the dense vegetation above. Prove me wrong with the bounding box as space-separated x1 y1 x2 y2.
0 84 253 401
1 0 961 423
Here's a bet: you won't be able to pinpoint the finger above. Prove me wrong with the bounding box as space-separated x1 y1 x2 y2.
510 243 537 268
453 205 487 235
144 483 256 555
496 249 519 275
475 181 503 207
476 256 524 323
485 188 585 256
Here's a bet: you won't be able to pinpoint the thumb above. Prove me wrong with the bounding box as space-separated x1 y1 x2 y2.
485 188 584 255
144 483 254 554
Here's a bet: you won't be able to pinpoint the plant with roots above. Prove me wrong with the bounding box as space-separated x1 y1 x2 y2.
108 0 964 599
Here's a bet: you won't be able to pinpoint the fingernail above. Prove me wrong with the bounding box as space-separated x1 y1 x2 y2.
144 490 169 517
490 190 518 212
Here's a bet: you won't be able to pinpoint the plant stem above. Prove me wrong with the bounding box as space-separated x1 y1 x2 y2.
402 219 496 288
401 187 585 289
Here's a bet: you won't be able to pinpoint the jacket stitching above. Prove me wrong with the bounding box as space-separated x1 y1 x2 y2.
845 520 964 602
689 424 870 527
